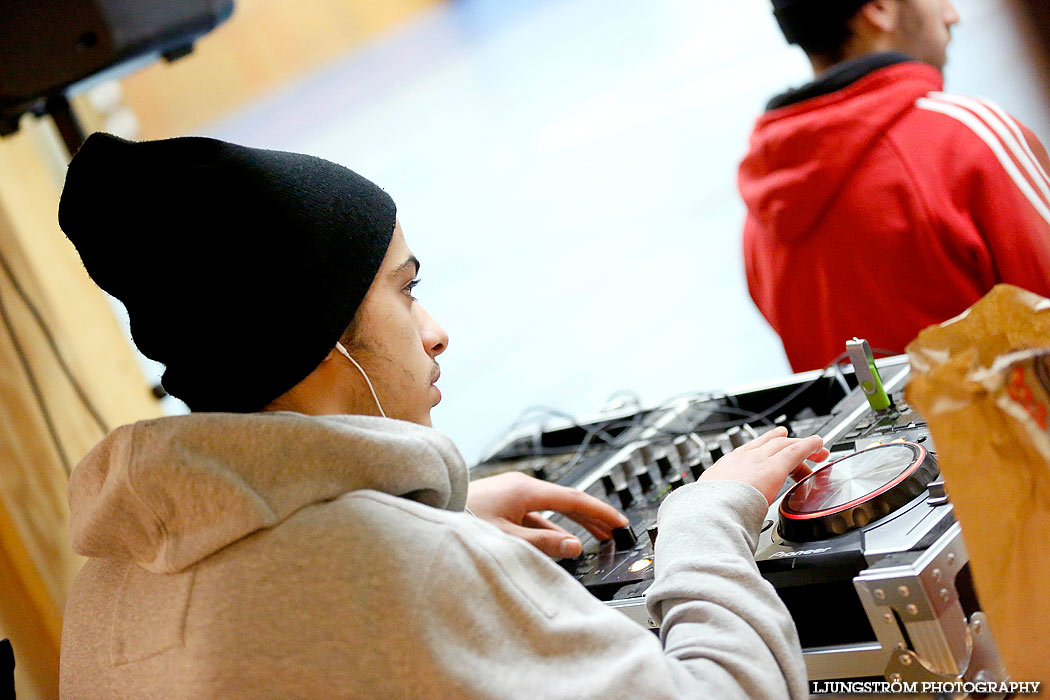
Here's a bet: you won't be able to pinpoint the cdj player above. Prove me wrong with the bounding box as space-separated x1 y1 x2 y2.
473 351 1007 687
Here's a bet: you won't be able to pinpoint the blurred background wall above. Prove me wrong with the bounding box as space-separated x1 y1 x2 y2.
1 0 1048 697
197 0 1050 463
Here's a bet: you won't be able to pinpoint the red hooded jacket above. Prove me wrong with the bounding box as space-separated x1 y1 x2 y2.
739 58 1050 371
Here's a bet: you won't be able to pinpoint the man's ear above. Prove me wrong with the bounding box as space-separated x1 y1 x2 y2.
855 0 901 34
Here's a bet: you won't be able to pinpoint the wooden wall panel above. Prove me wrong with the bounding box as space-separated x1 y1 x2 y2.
0 118 163 700
119 0 443 139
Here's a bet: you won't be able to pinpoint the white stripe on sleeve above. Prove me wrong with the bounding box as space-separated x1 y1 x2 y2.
929 92 1050 203
975 97 1050 190
916 96 1050 227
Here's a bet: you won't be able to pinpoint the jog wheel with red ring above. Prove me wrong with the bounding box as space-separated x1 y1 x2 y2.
778 442 938 543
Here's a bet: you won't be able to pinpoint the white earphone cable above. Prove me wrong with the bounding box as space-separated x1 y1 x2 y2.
334 341 387 418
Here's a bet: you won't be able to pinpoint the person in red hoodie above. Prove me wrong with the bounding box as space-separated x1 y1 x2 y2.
739 0 1050 372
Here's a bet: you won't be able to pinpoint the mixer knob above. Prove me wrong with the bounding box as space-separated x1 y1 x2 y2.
673 434 703 463
690 461 705 481
533 465 548 481
672 434 693 462
601 474 617 497
646 523 659 547
635 469 654 493
616 485 635 510
655 454 674 478
635 443 655 465
616 458 634 482
611 524 638 550
726 425 754 450
709 443 725 463
674 434 705 479
773 414 795 437
667 474 685 491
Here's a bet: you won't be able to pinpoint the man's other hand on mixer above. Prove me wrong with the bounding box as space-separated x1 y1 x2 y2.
466 471 629 558
699 427 828 504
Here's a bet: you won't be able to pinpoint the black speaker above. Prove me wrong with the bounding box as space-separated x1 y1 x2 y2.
0 0 234 137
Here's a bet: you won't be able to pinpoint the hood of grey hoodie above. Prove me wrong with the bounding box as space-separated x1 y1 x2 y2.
68 412 468 574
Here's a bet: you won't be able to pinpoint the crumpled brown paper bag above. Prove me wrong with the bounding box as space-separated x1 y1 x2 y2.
906 284 1050 684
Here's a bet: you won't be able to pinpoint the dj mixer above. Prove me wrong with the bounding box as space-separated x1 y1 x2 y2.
473 350 1007 686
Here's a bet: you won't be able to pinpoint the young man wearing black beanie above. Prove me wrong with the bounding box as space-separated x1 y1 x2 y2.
741 0 1050 372
58 132 827 699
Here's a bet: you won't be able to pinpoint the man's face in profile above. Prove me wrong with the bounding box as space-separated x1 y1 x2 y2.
343 222 449 427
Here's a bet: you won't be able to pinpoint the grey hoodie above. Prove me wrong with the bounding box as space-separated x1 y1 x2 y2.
60 412 807 699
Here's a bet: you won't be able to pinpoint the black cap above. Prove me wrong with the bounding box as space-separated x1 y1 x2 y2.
59 133 396 412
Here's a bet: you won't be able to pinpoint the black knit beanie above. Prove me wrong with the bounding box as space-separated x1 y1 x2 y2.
771 0 871 47
58 132 396 413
